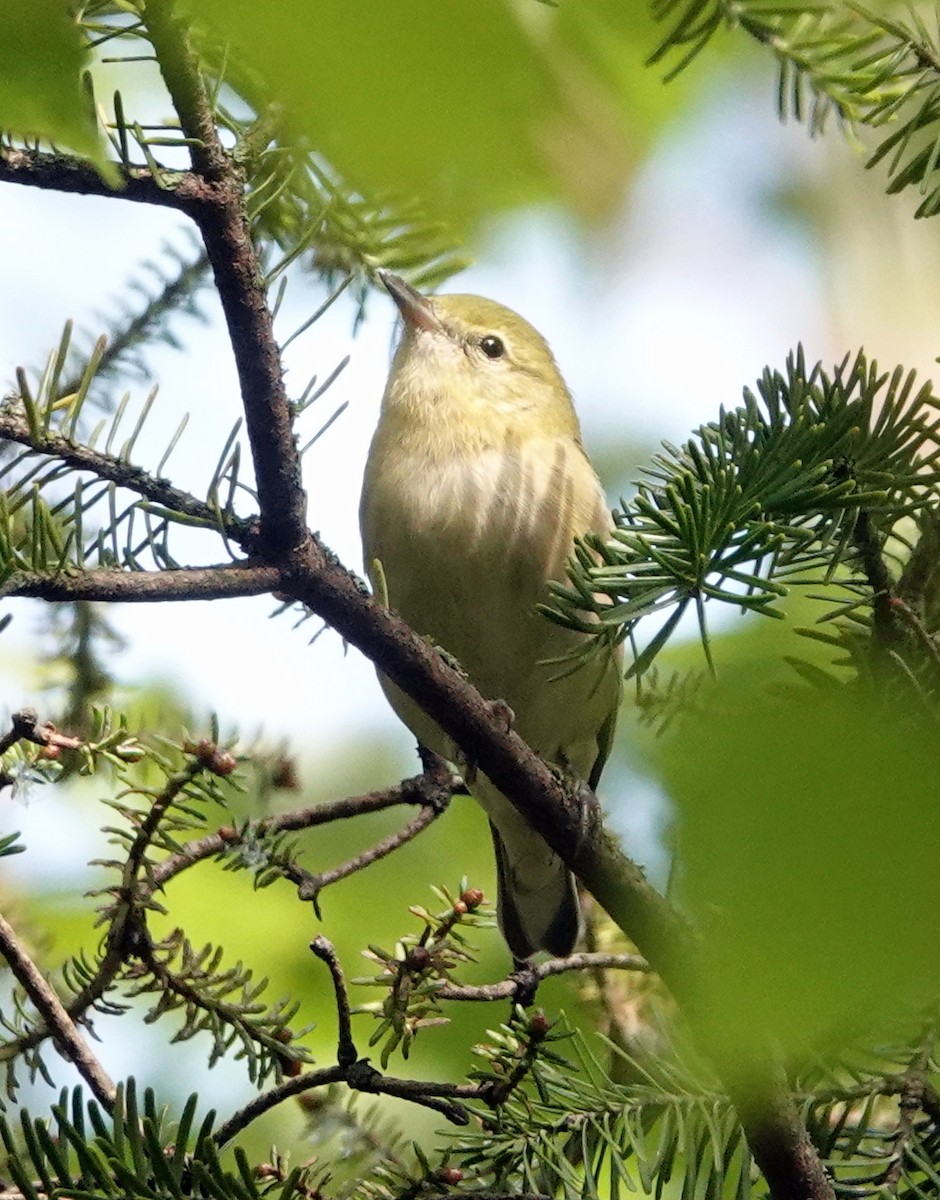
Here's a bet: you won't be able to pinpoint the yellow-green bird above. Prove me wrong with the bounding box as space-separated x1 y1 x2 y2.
360 271 622 959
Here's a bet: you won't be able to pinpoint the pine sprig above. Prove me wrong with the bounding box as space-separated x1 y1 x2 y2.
124 930 310 1084
446 1022 940 1200
58 242 210 398
222 109 469 303
0 330 258 582
352 883 490 1068
545 348 940 677
651 2 940 218
0 1081 322 1200
452 1024 750 1200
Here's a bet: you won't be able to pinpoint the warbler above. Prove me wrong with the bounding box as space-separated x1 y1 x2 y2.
360 271 621 959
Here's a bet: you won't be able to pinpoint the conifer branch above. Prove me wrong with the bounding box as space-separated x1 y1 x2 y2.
853 508 898 647
0 912 117 1112
310 936 357 1067
293 800 451 914
435 951 651 1002
149 770 466 890
281 541 698 992
0 708 84 756
145 0 308 555
0 142 207 212
0 408 257 544
5 562 280 603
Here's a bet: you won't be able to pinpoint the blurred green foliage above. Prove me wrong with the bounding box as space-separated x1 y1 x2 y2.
187 0 697 230
0 0 108 167
655 665 940 1070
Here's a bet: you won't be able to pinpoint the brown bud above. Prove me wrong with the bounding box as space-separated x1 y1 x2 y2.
191 740 237 776
404 945 431 972
528 1013 551 1038
271 755 300 790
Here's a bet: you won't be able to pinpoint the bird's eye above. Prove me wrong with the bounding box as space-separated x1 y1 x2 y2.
480 335 505 359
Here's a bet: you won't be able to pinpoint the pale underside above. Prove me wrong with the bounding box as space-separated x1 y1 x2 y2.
362 428 621 946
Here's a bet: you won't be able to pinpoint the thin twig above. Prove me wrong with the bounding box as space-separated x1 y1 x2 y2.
212 1065 347 1147
150 770 465 891
296 803 449 913
0 911 117 1110
310 936 357 1067
0 708 84 756
436 951 650 1001
213 1060 474 1149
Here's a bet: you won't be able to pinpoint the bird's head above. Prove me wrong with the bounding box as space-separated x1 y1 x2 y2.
377 270 580 447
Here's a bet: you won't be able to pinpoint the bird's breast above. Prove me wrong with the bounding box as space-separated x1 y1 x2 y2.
361 431 615 749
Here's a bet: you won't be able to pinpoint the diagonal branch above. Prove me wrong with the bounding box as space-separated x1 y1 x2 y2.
282 540 695 992
0 409 257 545
0 912 116 1111
292 801 450 915
279 545 835 1200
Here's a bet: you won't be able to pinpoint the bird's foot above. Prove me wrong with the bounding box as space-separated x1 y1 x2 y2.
509 960 540 1008
486 697 516 732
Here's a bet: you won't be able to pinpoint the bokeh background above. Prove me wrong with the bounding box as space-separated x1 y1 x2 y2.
2 0 940 1162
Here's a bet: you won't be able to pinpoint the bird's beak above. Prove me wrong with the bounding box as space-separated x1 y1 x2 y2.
377 270 443 334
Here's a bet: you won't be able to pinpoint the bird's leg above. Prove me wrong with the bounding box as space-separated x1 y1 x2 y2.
415 745 466 808
548 751 595 855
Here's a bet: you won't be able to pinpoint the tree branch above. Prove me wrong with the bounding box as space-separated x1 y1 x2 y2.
145 0 308 554
3 562 280 603
282 540 696 995
150 770 465 891
436 951 650 1002
0 143 211 213
294 801 450 914
0 409 256 545
0 911 116 1111
309 935 357 1067
0 708 84 756
854 509 898 648
212 1059 475 1148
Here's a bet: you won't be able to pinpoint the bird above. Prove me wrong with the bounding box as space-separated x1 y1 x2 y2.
360 270 622 959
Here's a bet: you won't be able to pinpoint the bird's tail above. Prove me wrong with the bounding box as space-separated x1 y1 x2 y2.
489 819 581 960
